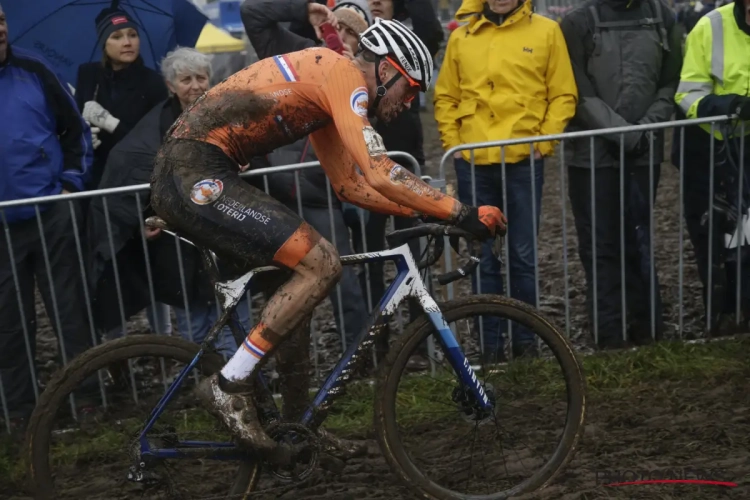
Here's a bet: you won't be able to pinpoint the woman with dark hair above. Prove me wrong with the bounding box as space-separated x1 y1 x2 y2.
75 7 167 190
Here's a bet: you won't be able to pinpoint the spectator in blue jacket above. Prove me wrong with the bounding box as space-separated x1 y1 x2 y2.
0 2 94 424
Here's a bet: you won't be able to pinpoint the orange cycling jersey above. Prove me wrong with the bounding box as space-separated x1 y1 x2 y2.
168 47 460 221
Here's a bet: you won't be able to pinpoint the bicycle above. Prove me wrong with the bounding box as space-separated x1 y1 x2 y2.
25 217 586 499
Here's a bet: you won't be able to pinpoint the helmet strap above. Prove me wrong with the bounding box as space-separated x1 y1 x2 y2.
370 56 403 116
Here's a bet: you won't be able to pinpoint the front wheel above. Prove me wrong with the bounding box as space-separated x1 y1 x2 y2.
374 295 586 499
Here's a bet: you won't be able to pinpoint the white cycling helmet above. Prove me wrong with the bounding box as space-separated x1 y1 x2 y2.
359 18 433 92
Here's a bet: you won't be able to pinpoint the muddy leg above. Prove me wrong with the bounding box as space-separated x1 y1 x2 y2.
197 236 342 453
275 316 312 422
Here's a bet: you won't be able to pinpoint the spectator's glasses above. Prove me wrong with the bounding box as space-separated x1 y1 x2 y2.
385 56 420 103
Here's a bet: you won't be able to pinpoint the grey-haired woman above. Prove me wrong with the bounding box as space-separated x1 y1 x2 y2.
89 48 245 359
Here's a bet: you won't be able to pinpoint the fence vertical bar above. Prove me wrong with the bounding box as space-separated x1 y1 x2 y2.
390 214 405 334
0 210 39 405
174 235 201 385
35 204 78 419
135 193 169 392
707 124 716 333
590 136 598 345
0 375 9 434
501 147 511 353
530 142 541 352
355 207 377 369
102 198 139 405
619 136 627 342
678 127 686 339
67 199 108 408
325 181 347 352
736 122 745 325
559 141 571 338
649 132 656 341
442 153 458 353
294 171 320 380
469 148 485 354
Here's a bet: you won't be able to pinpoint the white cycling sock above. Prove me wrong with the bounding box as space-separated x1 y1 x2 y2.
220 337 266 382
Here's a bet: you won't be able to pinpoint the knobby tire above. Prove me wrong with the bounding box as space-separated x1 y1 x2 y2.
374 295 586 500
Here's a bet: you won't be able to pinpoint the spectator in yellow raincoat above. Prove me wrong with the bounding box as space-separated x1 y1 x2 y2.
434 0 577 363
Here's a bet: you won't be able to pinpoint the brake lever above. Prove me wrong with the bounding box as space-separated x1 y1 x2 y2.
434 235 482 286
492 234 505 266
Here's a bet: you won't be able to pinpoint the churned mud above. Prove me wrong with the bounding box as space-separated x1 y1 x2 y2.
5 372 747 499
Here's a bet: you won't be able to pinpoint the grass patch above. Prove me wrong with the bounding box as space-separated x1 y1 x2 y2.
0 437 25 490
324 337 750 435
3 336 749 491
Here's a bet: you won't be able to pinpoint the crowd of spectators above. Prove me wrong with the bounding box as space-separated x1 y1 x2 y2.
2 0 750 423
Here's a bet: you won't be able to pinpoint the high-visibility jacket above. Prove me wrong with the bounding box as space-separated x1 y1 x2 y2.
674 2 750 139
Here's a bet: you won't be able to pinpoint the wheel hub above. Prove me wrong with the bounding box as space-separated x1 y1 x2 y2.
452 382 496 424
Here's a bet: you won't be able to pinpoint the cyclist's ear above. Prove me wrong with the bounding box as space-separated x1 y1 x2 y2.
377 59 392 81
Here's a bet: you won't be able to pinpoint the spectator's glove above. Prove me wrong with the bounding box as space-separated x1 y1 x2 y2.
90 126 102 149
83 119 102 149
608 130 654 159
83 101 120 133
733 96 750 120
629 131 655 157
455 205 507 240
87 121 102 150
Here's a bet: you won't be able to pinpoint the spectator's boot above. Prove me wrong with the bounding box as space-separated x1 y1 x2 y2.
195 373 277 455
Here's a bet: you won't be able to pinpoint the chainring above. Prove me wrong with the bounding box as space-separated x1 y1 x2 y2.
265 422 320 482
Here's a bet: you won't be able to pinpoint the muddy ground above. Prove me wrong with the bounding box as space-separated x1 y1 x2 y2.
251 377 750 500
6 364 748 500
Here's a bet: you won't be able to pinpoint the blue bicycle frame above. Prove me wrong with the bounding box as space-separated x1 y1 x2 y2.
137 242 492 461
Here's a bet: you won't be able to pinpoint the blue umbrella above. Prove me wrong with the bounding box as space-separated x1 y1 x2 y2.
6 0 208 85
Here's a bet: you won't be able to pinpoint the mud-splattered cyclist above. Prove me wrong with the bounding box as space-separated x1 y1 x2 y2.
150 14 507 454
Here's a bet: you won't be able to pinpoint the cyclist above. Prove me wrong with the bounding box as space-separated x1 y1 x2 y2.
150 17 507 455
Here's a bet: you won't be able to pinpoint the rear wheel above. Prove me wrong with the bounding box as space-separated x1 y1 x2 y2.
375 295 586 499
25 335 260 499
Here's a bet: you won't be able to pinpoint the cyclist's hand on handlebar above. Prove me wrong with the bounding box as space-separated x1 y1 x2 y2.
455 205 507 239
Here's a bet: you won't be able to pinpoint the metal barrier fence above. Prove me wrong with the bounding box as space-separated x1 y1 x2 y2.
2 116 749 430
0 151 422 431
438 115 747 348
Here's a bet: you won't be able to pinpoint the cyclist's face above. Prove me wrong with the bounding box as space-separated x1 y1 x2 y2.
374 58 420 123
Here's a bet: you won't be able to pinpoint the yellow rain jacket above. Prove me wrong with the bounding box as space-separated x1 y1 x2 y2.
434 0 578 164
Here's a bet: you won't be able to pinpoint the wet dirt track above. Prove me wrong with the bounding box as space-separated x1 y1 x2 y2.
259 379 750 500
15 375 746 500
13 109 749 500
